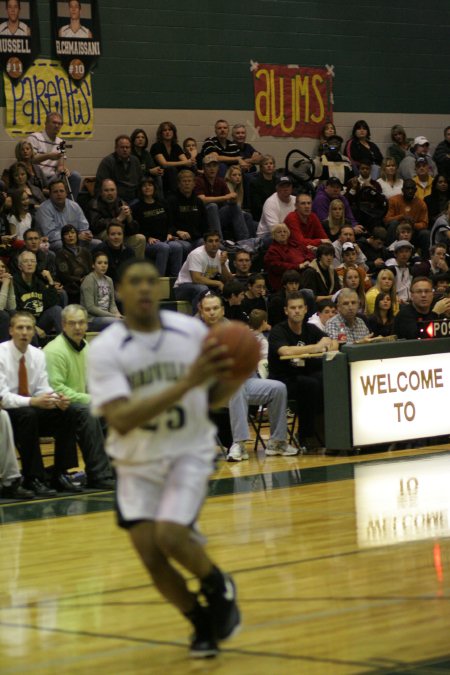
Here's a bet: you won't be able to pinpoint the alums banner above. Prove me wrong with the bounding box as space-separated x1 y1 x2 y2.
253 63 333 138
51 0 101 81
0 0 40 80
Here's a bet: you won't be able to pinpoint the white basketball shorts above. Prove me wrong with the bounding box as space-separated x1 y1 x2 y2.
115 453 214 529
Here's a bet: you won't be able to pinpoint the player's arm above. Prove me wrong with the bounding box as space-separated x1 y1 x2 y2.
100 338 233 435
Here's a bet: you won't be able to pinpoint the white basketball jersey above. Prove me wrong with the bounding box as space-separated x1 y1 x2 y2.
87 311 216 465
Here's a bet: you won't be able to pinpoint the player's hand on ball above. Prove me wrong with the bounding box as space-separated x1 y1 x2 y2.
186 337 233 387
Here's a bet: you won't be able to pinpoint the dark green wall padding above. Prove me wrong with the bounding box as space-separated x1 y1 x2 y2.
1 1 449 113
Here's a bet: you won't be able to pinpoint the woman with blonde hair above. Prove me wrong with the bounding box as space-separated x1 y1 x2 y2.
322 199 351 241
13 140 47 193
225 165 244 206
225 164 257 236
387 124 412 167
377 157 403 199
365 268 399 315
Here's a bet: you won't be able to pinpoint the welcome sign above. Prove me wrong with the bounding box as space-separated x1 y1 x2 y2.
350 352 450 445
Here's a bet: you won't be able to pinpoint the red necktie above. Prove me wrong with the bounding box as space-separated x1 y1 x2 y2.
18 355 29 397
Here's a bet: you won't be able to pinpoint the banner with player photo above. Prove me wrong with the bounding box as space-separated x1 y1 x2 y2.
51 0 101 82
0 0 40 80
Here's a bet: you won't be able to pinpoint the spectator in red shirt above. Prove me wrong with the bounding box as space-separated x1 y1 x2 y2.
284 193 330 250
264 223 313 291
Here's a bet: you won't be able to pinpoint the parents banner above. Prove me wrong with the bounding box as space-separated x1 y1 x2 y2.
4 58 94 137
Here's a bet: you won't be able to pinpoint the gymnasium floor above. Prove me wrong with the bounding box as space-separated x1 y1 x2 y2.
1 443 450 674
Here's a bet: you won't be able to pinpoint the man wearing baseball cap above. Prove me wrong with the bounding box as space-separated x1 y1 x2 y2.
413 157 433 200
256 176 296 237
399 135 437 180
336 241 371 289
194 152 250 242
385 239 415 303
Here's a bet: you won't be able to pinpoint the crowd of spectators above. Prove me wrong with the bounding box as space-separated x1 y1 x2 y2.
1 115 450 489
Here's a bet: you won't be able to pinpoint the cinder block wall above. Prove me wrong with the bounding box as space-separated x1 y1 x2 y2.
1 0 449 176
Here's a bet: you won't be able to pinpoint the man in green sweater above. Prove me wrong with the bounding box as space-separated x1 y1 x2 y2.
44 305 115 489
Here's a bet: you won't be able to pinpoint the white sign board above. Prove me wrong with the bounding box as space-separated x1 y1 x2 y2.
350 353 450 446
355 455 450 548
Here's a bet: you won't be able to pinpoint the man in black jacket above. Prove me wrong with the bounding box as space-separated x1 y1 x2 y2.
13 251 62 338
87 178 145 258
95 135 142 203
166 170 208 257
432 126 450 178
393 276 450 339
93 221 135 285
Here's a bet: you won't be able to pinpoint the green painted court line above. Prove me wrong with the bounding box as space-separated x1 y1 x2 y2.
1 449 449 527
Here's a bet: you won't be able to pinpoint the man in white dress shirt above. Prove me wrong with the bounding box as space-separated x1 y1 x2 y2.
0 312 80 496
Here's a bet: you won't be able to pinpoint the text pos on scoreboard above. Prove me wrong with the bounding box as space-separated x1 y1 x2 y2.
418 317 450 339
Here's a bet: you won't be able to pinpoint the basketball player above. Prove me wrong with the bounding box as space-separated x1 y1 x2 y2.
87 260 243 658
0 0 30 36
58 0 92 39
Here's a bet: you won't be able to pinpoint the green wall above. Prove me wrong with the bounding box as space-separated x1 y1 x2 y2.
3 0 450 113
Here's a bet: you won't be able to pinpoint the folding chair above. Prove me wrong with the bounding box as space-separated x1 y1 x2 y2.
248 360 300 452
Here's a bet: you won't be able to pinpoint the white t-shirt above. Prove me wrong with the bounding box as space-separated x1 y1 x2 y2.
87 311 216 468
376 178 403 200
308 313 327 332
27 131 62 181
174 245 228 286
257 193 296 237
96 277 111 311
7 213 32 240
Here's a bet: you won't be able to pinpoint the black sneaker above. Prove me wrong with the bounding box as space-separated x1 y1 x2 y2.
188 605 218 659
203 574 241 641
1 478 35 500
24 477 57 497
52 473 84 493
189 625 219 659
86 477 116 490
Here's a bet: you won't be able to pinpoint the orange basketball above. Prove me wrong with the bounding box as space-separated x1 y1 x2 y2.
6 57 23 79
210 321 261 379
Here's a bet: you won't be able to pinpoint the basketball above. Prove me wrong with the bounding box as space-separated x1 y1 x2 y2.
210 321 261 379
69 59 85 80
6 57 23 79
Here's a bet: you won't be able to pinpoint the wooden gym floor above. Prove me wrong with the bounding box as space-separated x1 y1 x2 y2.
1 442 450 674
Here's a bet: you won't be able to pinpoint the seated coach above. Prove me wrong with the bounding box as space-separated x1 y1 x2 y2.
0 311 79 496
44 305 115 489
